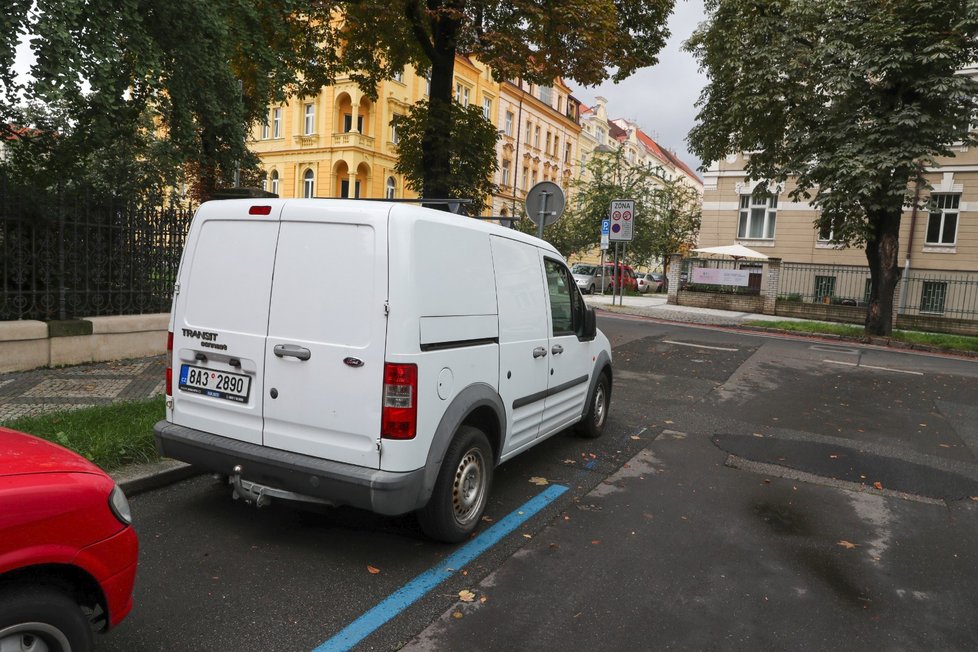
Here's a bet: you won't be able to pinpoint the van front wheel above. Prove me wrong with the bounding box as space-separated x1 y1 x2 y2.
577 373 610 439
419 426 493 543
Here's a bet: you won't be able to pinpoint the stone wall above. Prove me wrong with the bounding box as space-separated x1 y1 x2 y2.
0 314 169 373
677 290 765 313
774 301 866 324
895 314 978 337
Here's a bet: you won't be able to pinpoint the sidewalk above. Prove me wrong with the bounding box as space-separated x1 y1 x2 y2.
583 291 804 325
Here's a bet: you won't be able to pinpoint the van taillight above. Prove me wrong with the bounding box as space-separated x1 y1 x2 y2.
165 331 173 395
381 363 417 440
249 205 272 215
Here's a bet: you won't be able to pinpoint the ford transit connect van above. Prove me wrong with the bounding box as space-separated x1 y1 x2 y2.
154 199 613 542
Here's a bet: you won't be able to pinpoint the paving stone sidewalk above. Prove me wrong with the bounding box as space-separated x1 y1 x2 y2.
0 355 166 424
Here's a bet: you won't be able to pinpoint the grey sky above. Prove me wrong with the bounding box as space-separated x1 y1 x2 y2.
574 0 707 176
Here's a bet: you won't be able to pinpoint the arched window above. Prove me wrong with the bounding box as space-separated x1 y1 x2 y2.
269 170 279 196
303 169 315 198
386 176 396 199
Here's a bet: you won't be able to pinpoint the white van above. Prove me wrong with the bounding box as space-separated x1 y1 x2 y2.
154 199 613 542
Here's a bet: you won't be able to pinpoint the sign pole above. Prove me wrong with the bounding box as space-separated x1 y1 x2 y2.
535 191 550 240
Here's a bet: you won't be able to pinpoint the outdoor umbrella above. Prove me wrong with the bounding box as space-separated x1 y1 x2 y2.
691 244 770 260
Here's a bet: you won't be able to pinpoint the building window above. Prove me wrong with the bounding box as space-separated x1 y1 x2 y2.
920 281 947 314
565 143 572 164
390 117 400 144
343 114 352 133
392 70 403 83
272 108 282 138
737 191 778 240
597 128 606 145
501 160 511 187
302 169 315 198
483 98 492 120
926 194 959 245
814 276 836 302
261 120 269 140
521 168 529 191
525 120 532 145
504 111 514 136
455 84 470 107
553 135 559 157
386 176 396 199
425 74 431 96
534 125 541 148
545 132 552 155
269 170 279 196
817 221 834 242
538 86 553 107
531 170 537 186
303 103 315 135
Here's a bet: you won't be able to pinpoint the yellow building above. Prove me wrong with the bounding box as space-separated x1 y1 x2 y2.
493 78 582 219
249 56 500 213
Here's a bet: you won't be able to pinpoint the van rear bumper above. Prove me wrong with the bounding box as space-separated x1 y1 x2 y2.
153 420 426 516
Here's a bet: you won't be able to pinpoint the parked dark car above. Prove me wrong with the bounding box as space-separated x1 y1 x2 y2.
0 427 138 652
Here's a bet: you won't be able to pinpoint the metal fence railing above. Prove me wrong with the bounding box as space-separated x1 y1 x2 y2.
778 262 978 320
1 180 193 321
901 270 978 319
779 263 872 305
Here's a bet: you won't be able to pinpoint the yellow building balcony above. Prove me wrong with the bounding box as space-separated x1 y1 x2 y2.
332 132 376 149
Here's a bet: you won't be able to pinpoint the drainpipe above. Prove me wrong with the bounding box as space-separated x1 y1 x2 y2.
899 176 923 313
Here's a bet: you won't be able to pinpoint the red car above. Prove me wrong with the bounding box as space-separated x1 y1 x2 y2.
0 427 138 652
603 263 638 292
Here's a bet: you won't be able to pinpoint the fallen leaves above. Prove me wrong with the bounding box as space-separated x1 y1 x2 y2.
529 476 549 486
458 590 476 602
837 540 859 550
366 565 381 575
873 481 883 491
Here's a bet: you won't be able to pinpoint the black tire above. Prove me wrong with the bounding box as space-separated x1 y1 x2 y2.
418 426 493 543
577 372 610 439
587 284 595 295
0 585 94 652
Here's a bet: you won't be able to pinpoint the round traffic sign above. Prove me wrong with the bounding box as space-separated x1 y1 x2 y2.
623 211 632 221
612 223 621 233
612 211 621 220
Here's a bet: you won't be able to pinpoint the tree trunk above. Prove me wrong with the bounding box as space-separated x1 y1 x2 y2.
864 209 902 336
420 7 461 208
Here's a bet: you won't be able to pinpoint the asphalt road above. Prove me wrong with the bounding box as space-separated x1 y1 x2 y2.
102 314 978 651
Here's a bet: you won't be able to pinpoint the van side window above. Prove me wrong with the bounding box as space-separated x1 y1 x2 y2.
544 258 583 336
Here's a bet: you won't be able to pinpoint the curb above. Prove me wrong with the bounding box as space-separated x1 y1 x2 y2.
112 459 203 496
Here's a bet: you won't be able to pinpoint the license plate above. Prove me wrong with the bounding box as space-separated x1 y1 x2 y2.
178 365 251 403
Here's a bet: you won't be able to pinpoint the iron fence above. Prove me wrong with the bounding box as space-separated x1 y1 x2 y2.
779 263 872 305
779 262 978 320
1 180 193 321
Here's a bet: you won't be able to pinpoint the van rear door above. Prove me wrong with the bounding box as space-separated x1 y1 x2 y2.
170 202 281 445
261 202 389 469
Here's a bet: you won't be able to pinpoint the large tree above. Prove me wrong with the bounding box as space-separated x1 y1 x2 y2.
3 1 340 199
686 0 978 335
393 101 498 215
336 0 674 203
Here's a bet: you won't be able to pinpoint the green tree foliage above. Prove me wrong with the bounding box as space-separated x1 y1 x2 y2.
337 0 674 204
516 146 700 268
2 1 340 200
686 0 978 335
393 101 499 215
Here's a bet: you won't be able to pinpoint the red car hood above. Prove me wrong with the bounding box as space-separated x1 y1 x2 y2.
0 427 104 477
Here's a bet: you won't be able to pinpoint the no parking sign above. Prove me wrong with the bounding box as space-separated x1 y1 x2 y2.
609 199 634 242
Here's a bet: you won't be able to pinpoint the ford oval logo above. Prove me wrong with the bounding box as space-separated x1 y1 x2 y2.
343 357 364 368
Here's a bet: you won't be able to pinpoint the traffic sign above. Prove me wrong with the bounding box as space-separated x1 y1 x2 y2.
601 219 610 235
525 181 566 239
609 199 634 242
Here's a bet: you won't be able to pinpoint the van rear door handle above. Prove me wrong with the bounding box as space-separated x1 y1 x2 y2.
551 344 564 355
274 344 311 361
532 347 548 359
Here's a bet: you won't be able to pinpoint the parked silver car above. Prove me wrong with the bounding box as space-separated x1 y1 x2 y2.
636 272 666 293
571 263 605 294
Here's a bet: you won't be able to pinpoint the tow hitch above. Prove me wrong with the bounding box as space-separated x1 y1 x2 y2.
228 465 335 508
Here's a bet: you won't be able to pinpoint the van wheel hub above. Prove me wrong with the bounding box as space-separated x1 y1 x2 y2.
452 450 486 524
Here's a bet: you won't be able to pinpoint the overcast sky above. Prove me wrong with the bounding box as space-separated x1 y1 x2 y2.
574 0 708 176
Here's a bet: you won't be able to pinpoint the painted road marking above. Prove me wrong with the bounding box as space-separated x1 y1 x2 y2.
663 340 739 352
312 484 569 652
823 359 923 376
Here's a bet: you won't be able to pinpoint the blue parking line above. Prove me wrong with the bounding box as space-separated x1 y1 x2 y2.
312 483 569 652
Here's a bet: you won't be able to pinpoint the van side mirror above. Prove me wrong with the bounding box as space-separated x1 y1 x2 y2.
581 305 597 341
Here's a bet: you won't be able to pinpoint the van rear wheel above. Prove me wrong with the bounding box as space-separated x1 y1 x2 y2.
577 372 610 439
419 426 493 543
